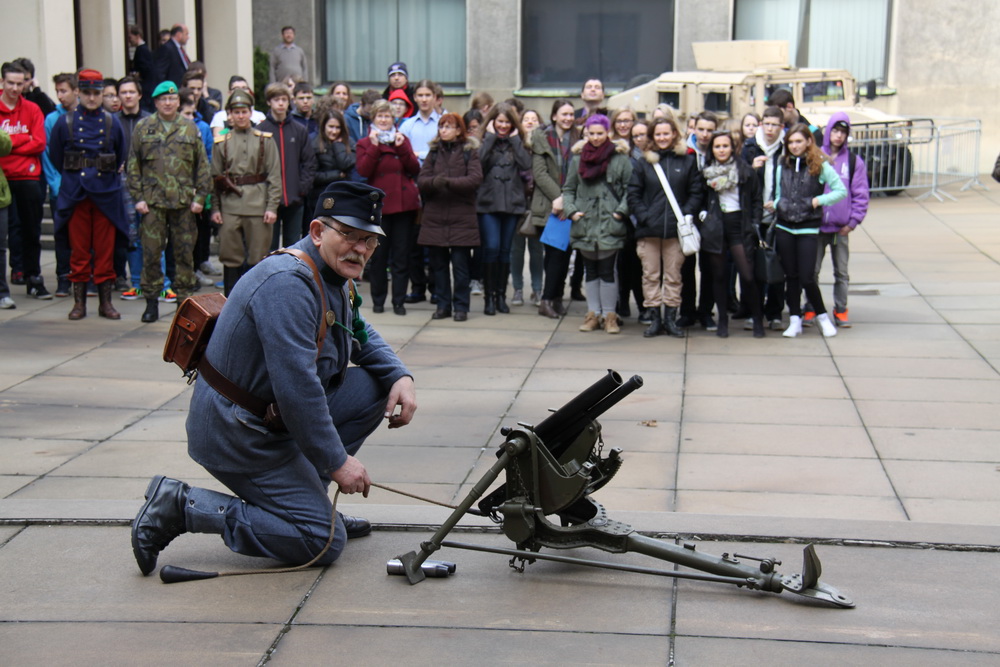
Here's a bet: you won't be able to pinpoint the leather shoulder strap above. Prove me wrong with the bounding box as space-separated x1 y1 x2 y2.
272 248 328 357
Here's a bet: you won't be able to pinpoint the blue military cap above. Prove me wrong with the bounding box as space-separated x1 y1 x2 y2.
314 181 386 236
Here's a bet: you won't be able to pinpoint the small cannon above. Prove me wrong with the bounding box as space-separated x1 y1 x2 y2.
389 370 854 608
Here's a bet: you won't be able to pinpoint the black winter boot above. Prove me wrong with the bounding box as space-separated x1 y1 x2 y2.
663 306 686 338
643 306 663 338
482 261 496 316
141 298 159 323
495 262 510 314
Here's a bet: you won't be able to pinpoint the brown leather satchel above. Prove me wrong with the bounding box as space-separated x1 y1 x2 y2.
162 249 330 432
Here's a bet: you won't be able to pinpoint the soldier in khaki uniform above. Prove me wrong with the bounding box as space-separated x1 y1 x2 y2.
126 80 211 322
209 89 281 295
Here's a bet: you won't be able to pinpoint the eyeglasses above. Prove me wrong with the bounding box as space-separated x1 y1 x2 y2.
322 221 380 250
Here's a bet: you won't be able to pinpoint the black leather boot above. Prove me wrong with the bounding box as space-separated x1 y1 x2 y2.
642 306 663 338
131 475 190 575
495 262 510 314
663 306 686 338
141 298 158 323
223 266 241 297
482 261 496 316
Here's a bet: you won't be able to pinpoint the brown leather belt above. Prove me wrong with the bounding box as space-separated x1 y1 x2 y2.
231 174 267 186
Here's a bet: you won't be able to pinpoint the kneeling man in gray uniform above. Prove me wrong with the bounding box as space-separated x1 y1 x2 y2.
132 180 416 575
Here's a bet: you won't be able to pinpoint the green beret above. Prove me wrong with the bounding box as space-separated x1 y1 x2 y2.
152 81 178 98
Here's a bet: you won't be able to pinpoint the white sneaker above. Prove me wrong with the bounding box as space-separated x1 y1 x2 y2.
816 312 838 337
0 296 15 309
511 289 524 306
200 260 222 276
470 279 484 296
195 270 216 287
782 315 802 338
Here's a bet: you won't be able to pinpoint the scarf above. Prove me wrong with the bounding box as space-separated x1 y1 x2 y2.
755 126 784 203
546 126 575 184
578 139 615 182
703 159 739 193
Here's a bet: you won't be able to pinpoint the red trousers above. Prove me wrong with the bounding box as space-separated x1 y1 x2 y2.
68 197 116 284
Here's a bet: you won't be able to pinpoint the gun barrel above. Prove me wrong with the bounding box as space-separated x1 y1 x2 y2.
534 370 622 444
534 371 643 458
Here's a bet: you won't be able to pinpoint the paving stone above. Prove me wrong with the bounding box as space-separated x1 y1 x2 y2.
677 453 897 497
673 541 1000 653
0 438 95 475
0 526 318 623
855 400 1000 430
271 625 670 666
680 422 876 458
868 427 1000 462
0 374 186 410
0 403 148 440
674 636 1000 666
0 622 282 667
845 377 1000 402
683 396 861 427
674 490 907 521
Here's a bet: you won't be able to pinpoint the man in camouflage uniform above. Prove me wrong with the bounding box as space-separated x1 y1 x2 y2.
209 89 281 295
126 80 211 322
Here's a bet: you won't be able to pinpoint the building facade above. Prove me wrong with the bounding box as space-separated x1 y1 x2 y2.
2 1 998 171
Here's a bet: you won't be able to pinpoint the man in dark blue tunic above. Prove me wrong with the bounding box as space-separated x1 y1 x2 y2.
131 181 417 575
48 68 128 319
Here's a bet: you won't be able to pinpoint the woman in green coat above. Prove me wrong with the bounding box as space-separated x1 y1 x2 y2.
0 129 14 309
561 114 632 334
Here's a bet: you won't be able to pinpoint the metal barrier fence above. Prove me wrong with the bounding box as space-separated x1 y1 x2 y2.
848 117 988 201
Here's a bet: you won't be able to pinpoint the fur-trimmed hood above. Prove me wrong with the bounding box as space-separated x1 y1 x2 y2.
571 138 630 155
427 134 481 152
643 143 691 164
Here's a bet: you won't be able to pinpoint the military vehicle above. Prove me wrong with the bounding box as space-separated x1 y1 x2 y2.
609 41 914 194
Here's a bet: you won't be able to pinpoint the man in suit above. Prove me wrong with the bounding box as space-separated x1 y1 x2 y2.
127 25 156 112
155 24 191 91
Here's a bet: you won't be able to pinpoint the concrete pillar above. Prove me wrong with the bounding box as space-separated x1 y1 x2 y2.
467 0 519 98
674 0 732 71
78 0 127 78
203 0 255 95
0 0 77 91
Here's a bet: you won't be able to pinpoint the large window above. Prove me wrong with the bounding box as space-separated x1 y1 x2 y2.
324 0 466 85
522 0 674 88
735 0 891 84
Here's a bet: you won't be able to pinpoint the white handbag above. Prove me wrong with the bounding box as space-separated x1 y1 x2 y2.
653 162 700 256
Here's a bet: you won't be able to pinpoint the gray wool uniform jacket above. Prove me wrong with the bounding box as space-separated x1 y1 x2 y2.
186 237 411 477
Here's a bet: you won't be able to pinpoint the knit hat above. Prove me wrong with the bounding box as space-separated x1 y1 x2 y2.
387 61 408 78
152 81 178 98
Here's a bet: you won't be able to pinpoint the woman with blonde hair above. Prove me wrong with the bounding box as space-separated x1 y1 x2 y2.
626 116 705 337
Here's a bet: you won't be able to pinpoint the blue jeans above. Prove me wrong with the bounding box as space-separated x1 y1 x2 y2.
271 203 305 251
188 367 388 566
477 212 519 264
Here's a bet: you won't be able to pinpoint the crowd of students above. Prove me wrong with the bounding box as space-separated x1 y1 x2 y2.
0 36 869 335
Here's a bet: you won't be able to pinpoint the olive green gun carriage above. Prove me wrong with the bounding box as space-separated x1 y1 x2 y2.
389 370 855 609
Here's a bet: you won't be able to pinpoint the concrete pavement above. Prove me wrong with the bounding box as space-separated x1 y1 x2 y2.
1 183 999 665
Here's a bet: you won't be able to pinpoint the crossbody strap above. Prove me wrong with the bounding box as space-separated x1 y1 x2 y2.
653 162 685 223
272 248 328 357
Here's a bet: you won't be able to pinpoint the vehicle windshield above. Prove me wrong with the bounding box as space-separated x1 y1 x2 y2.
802 80 845 103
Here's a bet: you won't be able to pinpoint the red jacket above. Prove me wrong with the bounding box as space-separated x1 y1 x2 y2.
355 135 421 214
0 96 45 181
